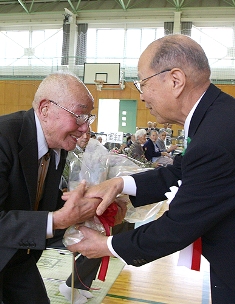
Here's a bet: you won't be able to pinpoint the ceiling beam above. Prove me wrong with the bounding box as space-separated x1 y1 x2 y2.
68 0 76 13
169 0 186 10
223 0 235 6
75 0 82 11
29 0 35 12
17 0 29 13
118 0 127 10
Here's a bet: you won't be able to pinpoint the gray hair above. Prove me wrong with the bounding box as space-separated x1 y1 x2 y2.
135 128 146 140
148 34 211 83
32 71 88 109
150 129 158 136
158 129 167 135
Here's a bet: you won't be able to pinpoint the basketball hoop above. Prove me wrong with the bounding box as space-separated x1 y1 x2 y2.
94 80 105 91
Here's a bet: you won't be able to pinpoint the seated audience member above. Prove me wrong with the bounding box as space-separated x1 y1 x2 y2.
127 129 157 168
160 123 171 136
152 121 159 132
145 121 153 137
143 130 169 163
62 128 91 186
126 135 132 148
104 142 121 152
90 133 96 139
159 123 173 146
128 128 147 162
125 134 135 148
97 136 103 144
156 130 178 154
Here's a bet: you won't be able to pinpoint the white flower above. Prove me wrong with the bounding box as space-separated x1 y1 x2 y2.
164 180 182 205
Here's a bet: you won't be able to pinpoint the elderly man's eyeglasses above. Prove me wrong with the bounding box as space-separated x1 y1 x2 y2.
133 69 171 94
49 100 96 126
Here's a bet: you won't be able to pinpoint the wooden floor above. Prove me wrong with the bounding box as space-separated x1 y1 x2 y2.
102 202 212 304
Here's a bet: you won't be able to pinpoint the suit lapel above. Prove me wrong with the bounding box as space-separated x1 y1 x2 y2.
17 109 68 211
188 84 221 138
18 109 38 208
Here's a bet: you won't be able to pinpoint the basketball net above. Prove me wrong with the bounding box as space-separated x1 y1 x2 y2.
94 80 104 91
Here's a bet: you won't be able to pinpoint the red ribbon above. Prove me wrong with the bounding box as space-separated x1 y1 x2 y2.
191 237 202 271
97 202 118 281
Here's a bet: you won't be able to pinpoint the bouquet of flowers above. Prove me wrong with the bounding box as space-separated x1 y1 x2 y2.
64 137 165 231
62 138 164 279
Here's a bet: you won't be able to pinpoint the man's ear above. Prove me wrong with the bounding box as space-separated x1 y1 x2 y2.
170 68 186 98
38 99 49 119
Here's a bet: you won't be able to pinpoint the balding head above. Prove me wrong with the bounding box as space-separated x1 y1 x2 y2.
136 34 211 125
144 34 211 86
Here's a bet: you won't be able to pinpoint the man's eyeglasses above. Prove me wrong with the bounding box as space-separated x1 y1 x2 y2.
49 100 96 126
133 69 171 94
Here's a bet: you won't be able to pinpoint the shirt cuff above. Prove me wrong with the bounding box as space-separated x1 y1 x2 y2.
46 212 54 239
107 236 126 264
121 176 137 196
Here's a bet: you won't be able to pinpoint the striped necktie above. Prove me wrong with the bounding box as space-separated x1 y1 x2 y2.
34 150 51 211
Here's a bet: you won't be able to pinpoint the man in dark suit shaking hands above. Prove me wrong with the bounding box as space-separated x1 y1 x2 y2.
0 71 105 303
67 35 235 303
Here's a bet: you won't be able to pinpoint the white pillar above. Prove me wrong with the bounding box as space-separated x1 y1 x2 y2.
173 11 182 34
68 13 77 69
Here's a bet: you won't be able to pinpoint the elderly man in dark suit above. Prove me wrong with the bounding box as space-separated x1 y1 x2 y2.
66 34 235 304
0 71 105 303
143 129 169 163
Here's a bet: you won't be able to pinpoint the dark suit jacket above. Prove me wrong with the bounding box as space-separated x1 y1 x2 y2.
143 138 161 161
0 108 67 271
112 83 235 290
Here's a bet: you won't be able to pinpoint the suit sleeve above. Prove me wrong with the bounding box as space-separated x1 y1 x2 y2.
0 135 62 251
112 141 235 266
129 153 182 207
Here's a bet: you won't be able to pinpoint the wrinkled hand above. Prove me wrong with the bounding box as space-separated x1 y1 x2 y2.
53 181 101 229
84 177 124 216
168 144 178 152
67 226 113 259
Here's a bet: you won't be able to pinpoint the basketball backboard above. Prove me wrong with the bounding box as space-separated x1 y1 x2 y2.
83 63 120 85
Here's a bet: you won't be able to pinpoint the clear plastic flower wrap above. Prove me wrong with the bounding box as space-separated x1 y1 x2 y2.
106 152 164 223
63 216 105 246
63 138 164 248
68 138 109 191
124 200 164 223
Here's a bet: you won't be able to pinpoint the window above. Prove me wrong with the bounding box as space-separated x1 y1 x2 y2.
87 27 164 67
192 26 234 68
0 29 63 66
